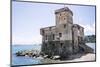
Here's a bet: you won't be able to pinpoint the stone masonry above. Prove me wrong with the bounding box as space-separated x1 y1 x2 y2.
40 7 93 58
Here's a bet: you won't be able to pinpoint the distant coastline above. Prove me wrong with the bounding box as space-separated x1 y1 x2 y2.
85 35 96 43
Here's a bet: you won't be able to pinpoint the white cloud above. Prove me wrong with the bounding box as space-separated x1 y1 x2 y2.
79 22 95 35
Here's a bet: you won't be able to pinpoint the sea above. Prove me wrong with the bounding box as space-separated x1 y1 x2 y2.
11 43 96 66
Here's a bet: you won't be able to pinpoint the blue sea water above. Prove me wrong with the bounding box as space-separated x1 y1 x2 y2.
12 45 41 66
12 45 41 54
12 43 95 66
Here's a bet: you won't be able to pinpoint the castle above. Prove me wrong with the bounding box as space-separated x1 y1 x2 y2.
40 7 93 58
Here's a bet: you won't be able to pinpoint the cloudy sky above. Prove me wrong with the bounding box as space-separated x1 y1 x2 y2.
12 1 96 45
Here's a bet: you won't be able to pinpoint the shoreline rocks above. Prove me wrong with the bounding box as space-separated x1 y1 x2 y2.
15 48 94 61
15 49 61 60
15 50 40 57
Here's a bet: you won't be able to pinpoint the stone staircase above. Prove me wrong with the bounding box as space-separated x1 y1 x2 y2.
79 44 94 53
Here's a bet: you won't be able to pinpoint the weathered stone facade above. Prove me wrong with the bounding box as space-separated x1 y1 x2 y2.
40 7 93 58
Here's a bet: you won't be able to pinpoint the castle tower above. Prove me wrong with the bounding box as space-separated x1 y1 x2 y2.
54 7 73 57
55 7 73 41
55 7 73 25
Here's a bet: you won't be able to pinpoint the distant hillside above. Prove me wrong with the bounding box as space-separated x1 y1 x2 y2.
84 35 96 43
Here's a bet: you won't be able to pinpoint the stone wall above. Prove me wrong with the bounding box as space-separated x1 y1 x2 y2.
41 40 73 58
72 24 84 53
40 7 86 58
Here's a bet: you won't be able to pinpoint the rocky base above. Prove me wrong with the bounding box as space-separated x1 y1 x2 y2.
15 48 94 61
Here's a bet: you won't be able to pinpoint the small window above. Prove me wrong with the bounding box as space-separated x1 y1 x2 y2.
78 26 80 29
42 30 44 34
45 43 47 47
64 17 66 20
60 43 63 48
59 33 62 37
45 35 47 40
64 24 66 28
52 44 55 47
49 27 51 30
53 34 55 40
60 13 61 16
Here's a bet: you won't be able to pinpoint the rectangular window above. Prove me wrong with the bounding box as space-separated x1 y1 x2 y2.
59 33 62 37
64 17 66 20
41 29 44 35
49 27 51 30
52 44 55 47
60 43 63 48
45 35 47 40
53 34 55 40
64 24 66 28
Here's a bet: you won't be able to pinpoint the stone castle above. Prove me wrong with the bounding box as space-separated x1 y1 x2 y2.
40 7 93 58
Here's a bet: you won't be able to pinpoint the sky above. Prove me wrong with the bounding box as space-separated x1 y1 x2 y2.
12 1 96 45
